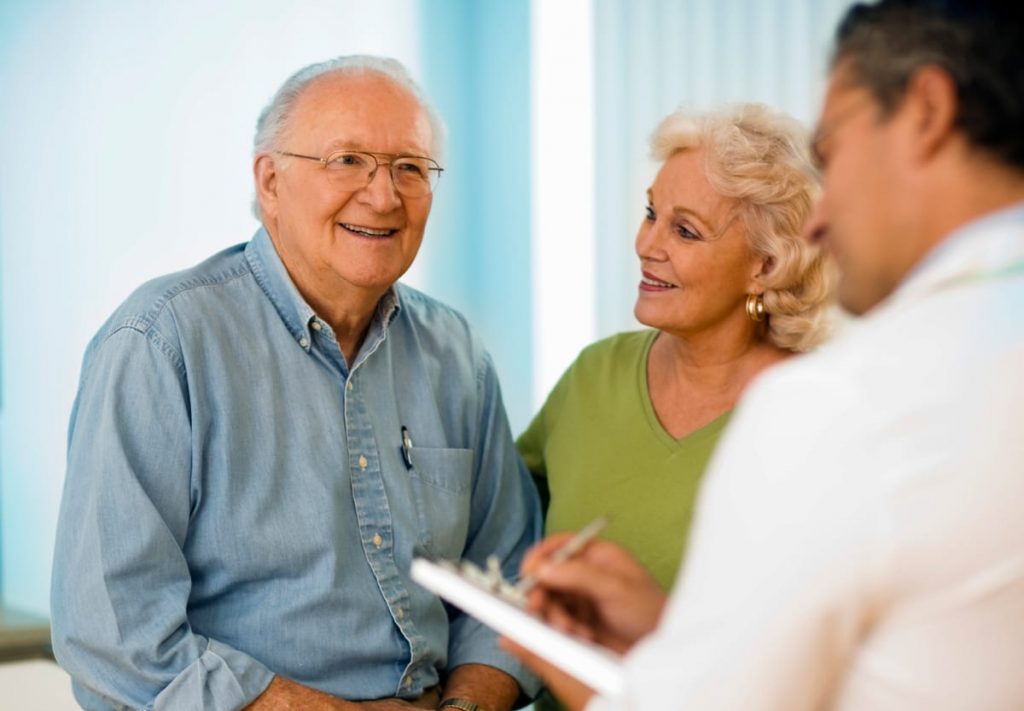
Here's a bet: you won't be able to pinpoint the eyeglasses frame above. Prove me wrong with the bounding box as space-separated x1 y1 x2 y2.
275 149 444 196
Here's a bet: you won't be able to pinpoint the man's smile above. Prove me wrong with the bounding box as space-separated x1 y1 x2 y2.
339 222 399 237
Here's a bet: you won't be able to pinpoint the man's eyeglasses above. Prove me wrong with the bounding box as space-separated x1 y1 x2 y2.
277 149 444 197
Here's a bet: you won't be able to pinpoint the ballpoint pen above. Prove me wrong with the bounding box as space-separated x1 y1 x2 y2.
400 426 414 469
516 514 610 594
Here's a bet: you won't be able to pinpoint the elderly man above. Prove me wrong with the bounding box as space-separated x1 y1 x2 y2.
510 1 1024 709
51 56 540 711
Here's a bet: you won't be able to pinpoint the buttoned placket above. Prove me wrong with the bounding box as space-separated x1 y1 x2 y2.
339 306 431 696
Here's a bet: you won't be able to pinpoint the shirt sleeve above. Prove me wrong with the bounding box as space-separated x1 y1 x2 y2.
586 365 888 711
446 350 544 697
51 324 274 711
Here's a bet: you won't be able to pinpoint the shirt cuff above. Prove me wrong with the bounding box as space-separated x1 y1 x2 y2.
448 617 542 698
153 638 274 711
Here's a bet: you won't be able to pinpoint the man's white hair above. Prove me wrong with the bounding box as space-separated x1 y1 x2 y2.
253 54 445 158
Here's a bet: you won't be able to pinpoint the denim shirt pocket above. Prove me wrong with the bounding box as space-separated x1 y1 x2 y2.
407 446 473 559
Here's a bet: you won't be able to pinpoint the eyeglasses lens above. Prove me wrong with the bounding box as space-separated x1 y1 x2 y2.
324 151 438 196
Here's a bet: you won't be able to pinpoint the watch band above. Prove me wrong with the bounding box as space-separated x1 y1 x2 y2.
439 698 483 711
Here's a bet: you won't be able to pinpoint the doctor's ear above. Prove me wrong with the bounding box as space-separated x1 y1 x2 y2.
902 65 959 162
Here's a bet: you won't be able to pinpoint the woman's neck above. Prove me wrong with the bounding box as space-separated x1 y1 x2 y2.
646 328 790 439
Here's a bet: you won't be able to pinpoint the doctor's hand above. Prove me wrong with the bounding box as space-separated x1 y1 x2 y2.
519 533 667 654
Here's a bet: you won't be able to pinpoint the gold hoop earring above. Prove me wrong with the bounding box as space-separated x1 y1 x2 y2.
746 293 766 322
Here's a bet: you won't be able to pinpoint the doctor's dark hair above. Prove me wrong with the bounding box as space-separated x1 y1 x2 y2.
832 0 1024 171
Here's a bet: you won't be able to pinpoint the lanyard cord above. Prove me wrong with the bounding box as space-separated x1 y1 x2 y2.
931 257 1024 292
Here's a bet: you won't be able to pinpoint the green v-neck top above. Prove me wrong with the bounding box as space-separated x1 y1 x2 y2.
518 330 731 591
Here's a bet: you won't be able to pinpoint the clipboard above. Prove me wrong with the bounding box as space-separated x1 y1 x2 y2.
410 557 626 697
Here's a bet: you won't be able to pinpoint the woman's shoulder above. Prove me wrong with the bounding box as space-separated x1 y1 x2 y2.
523 330 655 447
541 330 656 399
572 329 656 372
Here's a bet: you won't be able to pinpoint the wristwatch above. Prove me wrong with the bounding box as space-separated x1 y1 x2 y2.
439 698 484 711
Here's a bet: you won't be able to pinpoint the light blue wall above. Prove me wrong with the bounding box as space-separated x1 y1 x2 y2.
0 0 851 621
417 0 534 433
0 0 533 618
0 0 436 617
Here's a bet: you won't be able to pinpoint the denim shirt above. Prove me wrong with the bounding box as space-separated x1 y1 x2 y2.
51 228 542 711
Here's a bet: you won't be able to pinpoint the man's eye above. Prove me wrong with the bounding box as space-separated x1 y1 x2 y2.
644 204 655 221
329 153 367 168
394 160 428 178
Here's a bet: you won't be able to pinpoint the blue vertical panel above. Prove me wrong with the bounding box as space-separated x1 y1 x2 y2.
689 0 718 107
781 0 815 115
752 1 783 105
417 0 533 433
592 0 644 337
591 0 619 338
718 0 747 101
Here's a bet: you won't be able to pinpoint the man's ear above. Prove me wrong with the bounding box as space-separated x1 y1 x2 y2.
254 153 279 221
902 65 959 162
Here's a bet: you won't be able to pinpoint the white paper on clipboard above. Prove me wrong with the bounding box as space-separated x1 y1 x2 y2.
410 557 626 697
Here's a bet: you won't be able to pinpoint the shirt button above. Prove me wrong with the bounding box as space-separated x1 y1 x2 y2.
396 608 405 619
373 534 382 547
402 676 412 688
299 336 309 348
311 321 322 331
358 455 368 469
346 380 353 391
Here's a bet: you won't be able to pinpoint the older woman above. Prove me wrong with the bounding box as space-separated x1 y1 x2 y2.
518 103 833 605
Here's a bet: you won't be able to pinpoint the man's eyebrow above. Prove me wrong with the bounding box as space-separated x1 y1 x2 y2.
323 139 362 151
322 139 433 157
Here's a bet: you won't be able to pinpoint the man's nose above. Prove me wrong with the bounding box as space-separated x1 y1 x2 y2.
802 199 827 245
360 165 402 211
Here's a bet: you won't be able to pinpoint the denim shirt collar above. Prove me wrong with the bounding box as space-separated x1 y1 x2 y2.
244 226 403 363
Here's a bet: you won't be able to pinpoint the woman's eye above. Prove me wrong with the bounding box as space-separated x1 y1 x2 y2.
675 223 702 241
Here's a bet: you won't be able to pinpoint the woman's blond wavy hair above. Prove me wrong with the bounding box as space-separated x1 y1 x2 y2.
650 103 836 352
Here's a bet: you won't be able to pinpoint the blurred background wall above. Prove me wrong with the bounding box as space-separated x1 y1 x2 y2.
0 0 851 620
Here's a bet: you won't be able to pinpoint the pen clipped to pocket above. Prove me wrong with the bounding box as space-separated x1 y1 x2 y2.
400 425 414 469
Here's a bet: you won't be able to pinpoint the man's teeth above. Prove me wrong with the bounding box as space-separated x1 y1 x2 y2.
642 276 676 288
341 223 396 237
